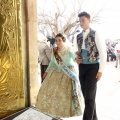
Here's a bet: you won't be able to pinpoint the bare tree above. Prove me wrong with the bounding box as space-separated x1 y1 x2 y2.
38 0 104 37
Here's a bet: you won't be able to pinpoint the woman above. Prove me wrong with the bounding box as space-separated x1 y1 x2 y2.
36 33 82 119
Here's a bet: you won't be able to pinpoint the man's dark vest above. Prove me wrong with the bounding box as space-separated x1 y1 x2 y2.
77 29 99 62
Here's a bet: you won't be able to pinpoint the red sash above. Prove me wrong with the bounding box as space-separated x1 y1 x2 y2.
53 47 62 64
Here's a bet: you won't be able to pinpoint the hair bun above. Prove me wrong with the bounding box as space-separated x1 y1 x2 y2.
55 33 66 42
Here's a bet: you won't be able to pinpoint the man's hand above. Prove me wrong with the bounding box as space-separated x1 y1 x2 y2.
75 56 82 64
96 72 102 81
76 51 80 56
43 72 48 80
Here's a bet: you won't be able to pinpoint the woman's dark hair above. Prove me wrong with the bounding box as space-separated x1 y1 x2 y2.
55 33 66 42
78 11 90 19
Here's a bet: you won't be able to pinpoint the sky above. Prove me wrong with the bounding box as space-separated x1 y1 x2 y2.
37 0 120 40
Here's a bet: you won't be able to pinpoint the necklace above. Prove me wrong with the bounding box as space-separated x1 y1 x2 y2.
58 46 65 51
58 46 68 56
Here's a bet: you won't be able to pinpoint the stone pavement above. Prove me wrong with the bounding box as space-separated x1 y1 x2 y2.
62 61 120 120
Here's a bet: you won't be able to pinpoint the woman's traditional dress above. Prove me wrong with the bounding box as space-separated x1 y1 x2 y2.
35 45 82 118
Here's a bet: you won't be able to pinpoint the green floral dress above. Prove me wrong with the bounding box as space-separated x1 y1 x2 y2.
35 45 83 118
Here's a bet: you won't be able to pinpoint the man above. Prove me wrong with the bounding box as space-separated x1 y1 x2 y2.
38 35 51 83
115 39 120 68
75 12 106 120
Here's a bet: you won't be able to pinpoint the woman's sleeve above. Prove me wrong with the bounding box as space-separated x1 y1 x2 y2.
69 46 76 61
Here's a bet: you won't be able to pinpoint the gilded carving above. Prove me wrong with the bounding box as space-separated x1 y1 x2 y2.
0 0 25 118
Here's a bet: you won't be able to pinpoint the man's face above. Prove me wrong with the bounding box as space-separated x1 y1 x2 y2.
79 16 90 30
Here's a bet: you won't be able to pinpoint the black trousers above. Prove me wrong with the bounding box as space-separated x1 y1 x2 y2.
41 65 48 83
79 63 99 120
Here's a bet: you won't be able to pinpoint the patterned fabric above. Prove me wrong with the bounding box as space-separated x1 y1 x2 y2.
81 49 99 64
59 62 79 83
52 47 79 84
45 46 76 72
35 67 82 118
77 28 99 62
35 45 82 118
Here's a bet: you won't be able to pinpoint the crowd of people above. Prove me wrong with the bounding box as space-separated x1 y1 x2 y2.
106 42 116 62
106 40 120 68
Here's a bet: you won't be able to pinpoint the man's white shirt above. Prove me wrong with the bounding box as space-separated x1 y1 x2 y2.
73 29 106 72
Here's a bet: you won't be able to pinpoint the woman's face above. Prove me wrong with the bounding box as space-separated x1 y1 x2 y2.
55 36 64 47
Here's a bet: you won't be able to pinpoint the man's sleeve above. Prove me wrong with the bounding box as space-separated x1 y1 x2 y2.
95 31 107 72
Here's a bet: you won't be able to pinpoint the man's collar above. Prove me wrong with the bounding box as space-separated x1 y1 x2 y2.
83 28 90 33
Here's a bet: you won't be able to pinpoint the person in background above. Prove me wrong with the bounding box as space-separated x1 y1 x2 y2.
110 47 116 61
115 39 120 68
107 47 112 62
107 47 116 62
38 34 51 83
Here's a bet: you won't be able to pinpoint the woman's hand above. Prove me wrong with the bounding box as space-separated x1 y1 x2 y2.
42 72 48 80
